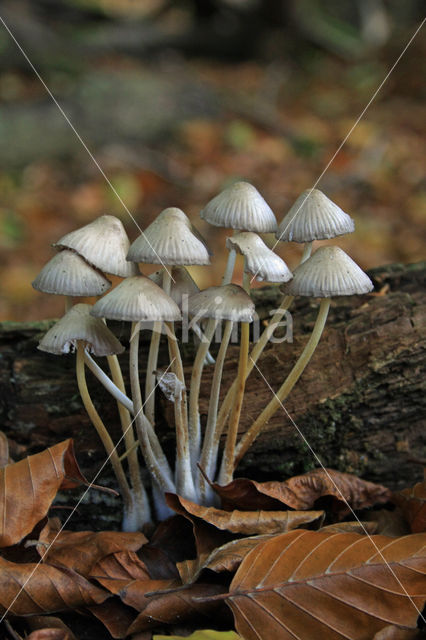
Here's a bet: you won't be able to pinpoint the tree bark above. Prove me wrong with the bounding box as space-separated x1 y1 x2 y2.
0 262 424 499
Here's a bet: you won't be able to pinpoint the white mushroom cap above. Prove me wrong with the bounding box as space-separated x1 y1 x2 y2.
54 215 138 278
127 207 211 266
226 232 293 283
200 182 277 232
149 266 199 310
188 284 255 323
32 250 111 297
282 246 374 297
38 303 125 356
90 275 181 322
276 189 355 243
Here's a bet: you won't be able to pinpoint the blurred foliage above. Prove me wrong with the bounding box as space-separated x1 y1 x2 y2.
0 0 425 320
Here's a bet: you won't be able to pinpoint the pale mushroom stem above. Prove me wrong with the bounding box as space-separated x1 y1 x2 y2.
222 248 236 285
198 319 233 502
83 353 134 413
188 317 218 468
234 297 331 467
215 295 294 440
165 321 196 501
145 269 171 426
129 322 175 493
145 321 162 425
75 342 139 529
301 241 313 264
65 296 73 312
107 354 149 517
218 319 250 485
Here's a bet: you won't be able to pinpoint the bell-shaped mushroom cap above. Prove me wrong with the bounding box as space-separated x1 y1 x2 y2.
276 189 355 243
91 275 181 322
127 207 211 266
226 232 293 283
282 246 374 297
32 250 111 297
54 215 138 277
188 284 255 323
200 182 277 232
149 266 199 310
38 303 125 356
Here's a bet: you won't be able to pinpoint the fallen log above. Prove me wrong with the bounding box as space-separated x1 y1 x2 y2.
0 262 424 502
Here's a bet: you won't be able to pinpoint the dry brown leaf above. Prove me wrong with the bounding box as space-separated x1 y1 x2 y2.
394 472 426 533
126 583 227 634
37 522 146 577
26 615 77 640
167 494 324 535
26 631 71 640
0 431 11 467
0 556 109 616
373 625 424 639
213 469 392 516
320 521 378 535
90 550 151 594
177 535 274 585
89 599 137 639
0 440 89 547
227 529 426 640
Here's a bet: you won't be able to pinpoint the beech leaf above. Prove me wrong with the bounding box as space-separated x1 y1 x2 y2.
227 529 426 639
37 522 147 577
213 468 392 515
154 631 242 639
0 439 89 547
0 556 109 616
394 472 426 533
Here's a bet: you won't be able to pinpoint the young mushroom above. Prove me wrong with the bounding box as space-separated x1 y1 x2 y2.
37 303 147 531
276 188 355 263
127 207 211 466
188 284 255 500
234 246 374 468
200 182 277 284
90 275 189 500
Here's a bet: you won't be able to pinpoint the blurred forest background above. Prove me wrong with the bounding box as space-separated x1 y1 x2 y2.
0 0 425 321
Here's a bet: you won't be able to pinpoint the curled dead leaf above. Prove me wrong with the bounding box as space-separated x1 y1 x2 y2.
394 472 426 533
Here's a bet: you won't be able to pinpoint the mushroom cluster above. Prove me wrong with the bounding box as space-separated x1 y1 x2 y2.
33 184 373 530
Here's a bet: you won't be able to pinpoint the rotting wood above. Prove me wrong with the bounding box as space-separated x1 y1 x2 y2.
0 263 424 497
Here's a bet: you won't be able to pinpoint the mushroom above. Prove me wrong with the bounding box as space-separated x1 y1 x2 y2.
188 284 255 500
32 249 111 309
91 276 187 499
234 246 373 467
276 188 355 263
127 208 211 465
200 182 277 284
54 214 139 278
38 303 147 531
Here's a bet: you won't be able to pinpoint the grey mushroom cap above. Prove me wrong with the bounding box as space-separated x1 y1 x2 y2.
149 266 199 310
38 303 125 356
32 250 111 297
200 182 277 232
282 246 374 297
127 207 211 266
91 275 181 322
226 232 293 283
54 215 139 277
188 284 255 323
276 189 355 243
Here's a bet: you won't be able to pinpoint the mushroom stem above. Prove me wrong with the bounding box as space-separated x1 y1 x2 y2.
107 353 149 518
234 297 331 467
75 341 137 527
222 247 237 285
198 319 233 502
301 241 313 264
145 321 162 425
65 296 73 312
216 295 294 439
129 322 175 493
144 269 171 426
83 352 134 413
218 319 250 485
165 321 196 501
188 317 218 467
